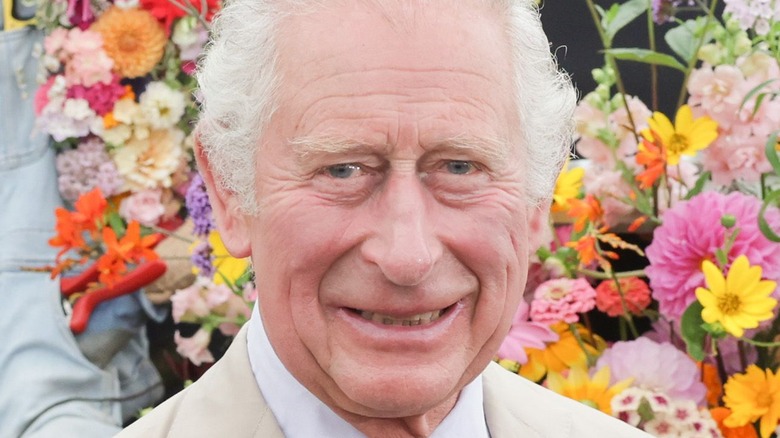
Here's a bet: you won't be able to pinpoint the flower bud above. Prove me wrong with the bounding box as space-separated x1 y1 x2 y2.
697 44 722 65
721 214 736 228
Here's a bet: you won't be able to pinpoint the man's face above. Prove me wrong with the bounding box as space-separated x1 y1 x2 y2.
227 1 545 421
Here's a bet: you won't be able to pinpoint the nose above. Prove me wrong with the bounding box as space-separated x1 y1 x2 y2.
360 172 443 287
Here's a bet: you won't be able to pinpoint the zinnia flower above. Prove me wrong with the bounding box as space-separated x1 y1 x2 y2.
545 366 632 415
93 7 166 78
530 278 597 325
641 104 718 166
723 365 780 438
596 337 707 405
551 161 584 213
595 277 652 317
645 191 780 320
696 256 777 338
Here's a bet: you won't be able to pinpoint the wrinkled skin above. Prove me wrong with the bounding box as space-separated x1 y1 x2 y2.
199 2 549 436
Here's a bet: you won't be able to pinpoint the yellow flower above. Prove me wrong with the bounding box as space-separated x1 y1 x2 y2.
93 7 167 78
209 231 250 286
723 365 780 438
641 104 718 165
520 323 605 382
551 161 584 212
546 366 633 415
695 255 777 338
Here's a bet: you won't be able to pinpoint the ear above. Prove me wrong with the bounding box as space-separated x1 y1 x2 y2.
527 200 551 253
194 137 252 258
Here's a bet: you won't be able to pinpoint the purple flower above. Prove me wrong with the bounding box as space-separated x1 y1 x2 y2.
645 191 780 320
597 337 707 405
185 173 215 237
191 241 215 278
56 138 122 201
652 0 694 24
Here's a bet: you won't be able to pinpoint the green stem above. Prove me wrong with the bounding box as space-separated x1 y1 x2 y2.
611 272 641 339
740 338 780 348
647 5 659 111
577 268 647 280
676 0 720 109
569 323 596 367
150 226 196 244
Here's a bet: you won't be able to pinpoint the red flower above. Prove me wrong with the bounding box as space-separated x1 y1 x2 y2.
594 277 651 317
140 0 221 34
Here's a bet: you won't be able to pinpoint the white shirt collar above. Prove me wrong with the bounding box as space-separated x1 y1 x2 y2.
246 305 490 438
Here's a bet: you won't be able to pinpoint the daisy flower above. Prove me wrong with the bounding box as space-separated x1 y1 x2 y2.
695 255 777 338
641 104 718 166
545 365 633 415
723 365 780 438
551 161 584 213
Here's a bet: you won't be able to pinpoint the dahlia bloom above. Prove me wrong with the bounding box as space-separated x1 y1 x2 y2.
530 278 597 325
93 7 167 78
645 191 780 320
597 337 707 405
496 301 559 365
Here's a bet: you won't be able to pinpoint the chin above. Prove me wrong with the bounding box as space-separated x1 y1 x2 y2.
329 356 476 418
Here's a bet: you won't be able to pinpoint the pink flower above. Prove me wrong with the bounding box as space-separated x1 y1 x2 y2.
218 294 252 336
700 130 775 184
645 191 780 320
242 283 258 302
597 337 707 405
496 301 558 364
174 329 214 366
688 64 745 131
66 75 125 116
204 283 233 308
119 189 166 226
582 167 634 227
34 77 56 116
170 281 211 323
529 278 597 325
574 96 649 167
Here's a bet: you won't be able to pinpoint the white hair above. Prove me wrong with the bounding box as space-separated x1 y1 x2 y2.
196 0 576 214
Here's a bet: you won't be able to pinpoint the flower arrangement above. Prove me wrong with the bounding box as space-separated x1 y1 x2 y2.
496 1 780 437
31 0 255 365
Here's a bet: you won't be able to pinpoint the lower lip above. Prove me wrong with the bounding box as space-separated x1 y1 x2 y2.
333 301 465 349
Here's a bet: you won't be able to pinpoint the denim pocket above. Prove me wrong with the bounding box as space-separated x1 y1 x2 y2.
0 27 48 171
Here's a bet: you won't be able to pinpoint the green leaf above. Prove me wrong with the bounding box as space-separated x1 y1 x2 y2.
758 190 780 243
765 131 780 176
739 79 777 116
684 171 711 200
107 212 126 236
637 398 655 423
605 48 687 71
604 0 650 42
680 301 707 361
664 20 698 62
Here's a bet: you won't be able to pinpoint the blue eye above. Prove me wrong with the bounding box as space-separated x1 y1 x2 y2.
325 163 361 178
446 160 475 175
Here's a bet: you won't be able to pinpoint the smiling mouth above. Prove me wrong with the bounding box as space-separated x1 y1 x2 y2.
348 306 453 327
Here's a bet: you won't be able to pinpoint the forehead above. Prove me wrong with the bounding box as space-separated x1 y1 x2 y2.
271 1 520 149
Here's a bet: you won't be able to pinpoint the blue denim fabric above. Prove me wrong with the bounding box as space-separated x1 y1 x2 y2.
0 27 162 437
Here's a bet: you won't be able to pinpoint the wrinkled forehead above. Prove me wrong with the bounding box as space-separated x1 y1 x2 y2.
271 0 520 137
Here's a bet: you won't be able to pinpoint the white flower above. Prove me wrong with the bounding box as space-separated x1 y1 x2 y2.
100 124 132 146
114 0 139 8
112 128 185 190
139 82 187 129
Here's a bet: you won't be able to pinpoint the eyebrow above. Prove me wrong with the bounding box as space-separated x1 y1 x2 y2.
288 133 510 164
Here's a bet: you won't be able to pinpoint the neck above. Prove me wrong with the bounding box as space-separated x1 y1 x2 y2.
335 393 459 438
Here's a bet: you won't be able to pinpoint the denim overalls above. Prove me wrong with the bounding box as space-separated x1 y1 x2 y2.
1 15 163 436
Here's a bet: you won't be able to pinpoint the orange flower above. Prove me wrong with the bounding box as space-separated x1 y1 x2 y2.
566 195 604 233
93 7 166 78
72 188 108 232
711 407 759 438
98 222 159 286
567 235 599 266
636 132 666 190
702 362 723 407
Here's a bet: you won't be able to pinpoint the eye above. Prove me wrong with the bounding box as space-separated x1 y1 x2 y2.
445 160 477 175
324 163 362 178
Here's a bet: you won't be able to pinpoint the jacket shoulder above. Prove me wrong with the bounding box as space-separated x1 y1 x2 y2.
482 362 651 438
116 389 186 437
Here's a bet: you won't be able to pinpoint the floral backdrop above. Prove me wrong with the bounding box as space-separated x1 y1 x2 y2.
33 0 780 436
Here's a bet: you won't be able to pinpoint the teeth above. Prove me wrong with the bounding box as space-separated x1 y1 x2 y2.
357 309 445 326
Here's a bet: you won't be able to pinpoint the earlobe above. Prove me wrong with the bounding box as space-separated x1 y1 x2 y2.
527 201 551 253
193 137 252 258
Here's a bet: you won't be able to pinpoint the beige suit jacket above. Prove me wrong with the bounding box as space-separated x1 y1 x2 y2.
118 327 649 437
